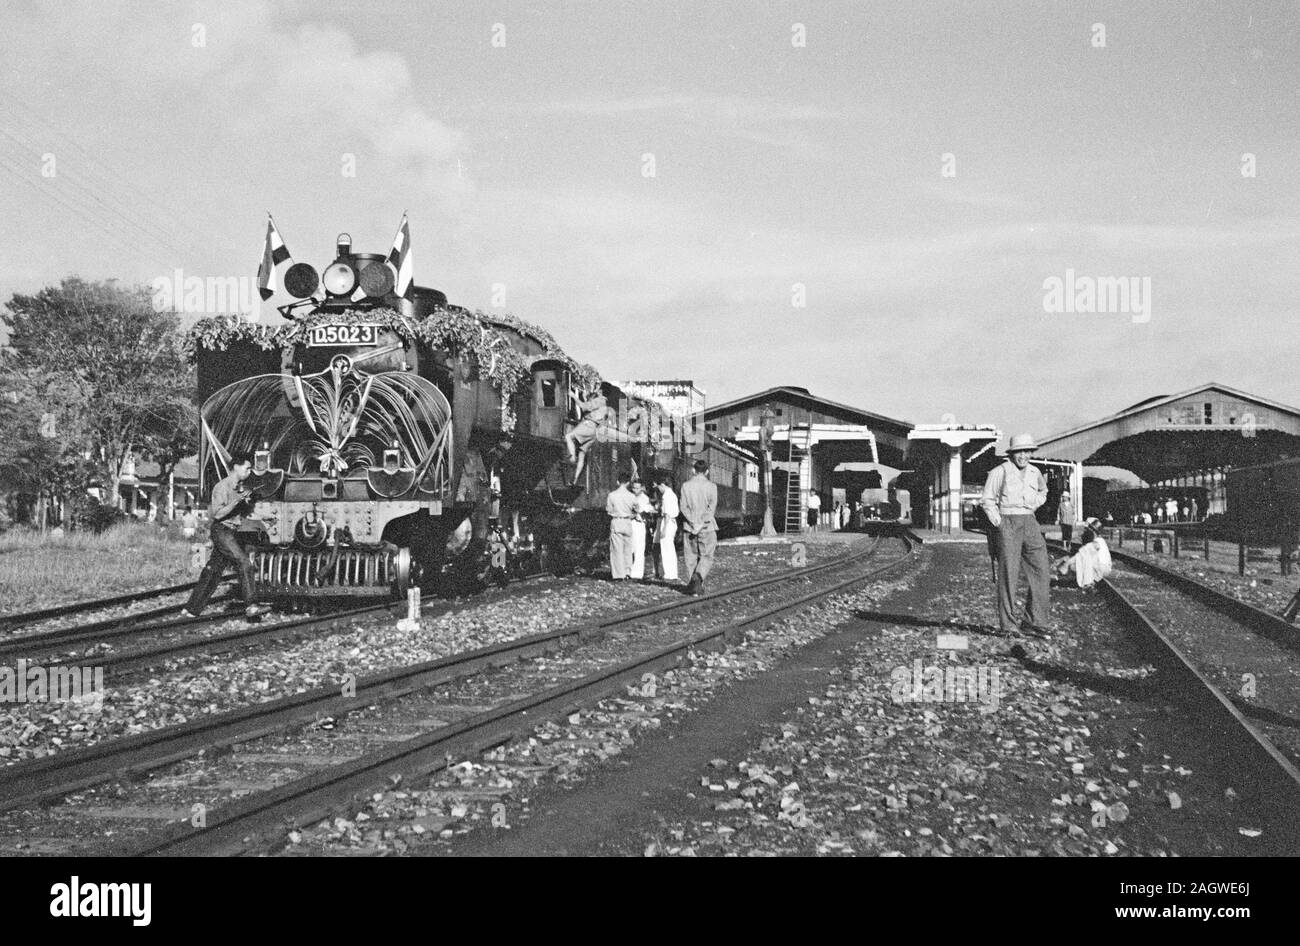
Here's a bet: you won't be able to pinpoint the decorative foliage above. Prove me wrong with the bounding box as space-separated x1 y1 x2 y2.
200 367 452 487
187 304 601 431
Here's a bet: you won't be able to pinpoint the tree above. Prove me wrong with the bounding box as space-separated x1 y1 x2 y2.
1 277 194 515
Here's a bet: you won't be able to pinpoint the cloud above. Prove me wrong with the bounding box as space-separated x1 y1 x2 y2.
532 93 876 161
0 1 469 209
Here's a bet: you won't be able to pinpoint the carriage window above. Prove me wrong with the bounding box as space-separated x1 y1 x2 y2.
540 378 557 407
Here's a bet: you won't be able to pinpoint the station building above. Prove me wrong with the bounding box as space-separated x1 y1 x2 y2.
1037 382 1300 521
701 386 917 531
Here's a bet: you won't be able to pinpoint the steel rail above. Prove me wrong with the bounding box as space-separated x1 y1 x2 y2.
1106 547 1300 653
34 571 557 677
0 537 893 814
0 580 207 632
1097 575 1300 809
1049 538 1300 654
0 603 233 659
118 539 918 855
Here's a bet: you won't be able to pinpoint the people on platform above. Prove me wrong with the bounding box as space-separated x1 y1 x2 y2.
679 459 718 596
980 433 1051 639
565 387 608 486
181 456 267 620
1190 498 1199 521
605 470 637 580
181 506 198 539
1165 496 1179 522
629 477 654 580
1054 517 1112 590
1057 490 1075 545
839 501 851 530
654 473 680 581
806 490 821 529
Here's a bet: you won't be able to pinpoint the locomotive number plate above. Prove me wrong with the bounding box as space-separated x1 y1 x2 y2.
306 324 380 347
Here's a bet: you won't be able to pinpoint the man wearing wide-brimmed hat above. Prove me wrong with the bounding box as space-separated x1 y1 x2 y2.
980 433 1052 637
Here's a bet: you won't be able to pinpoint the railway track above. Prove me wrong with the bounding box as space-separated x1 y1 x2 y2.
0 579 221 635
1049 538 1300 818
0 569 560 675
0 531 918 856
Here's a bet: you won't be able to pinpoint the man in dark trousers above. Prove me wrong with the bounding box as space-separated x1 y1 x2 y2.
980 434 1051 638
679 459 718 595
181 455 267 619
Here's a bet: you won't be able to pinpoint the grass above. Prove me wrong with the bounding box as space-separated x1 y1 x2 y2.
0 522 196 615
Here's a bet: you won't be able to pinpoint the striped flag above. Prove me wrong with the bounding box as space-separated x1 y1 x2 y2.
256 216 293 300
386 213 413 298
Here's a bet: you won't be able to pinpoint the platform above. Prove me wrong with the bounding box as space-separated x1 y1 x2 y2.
907 528 987 544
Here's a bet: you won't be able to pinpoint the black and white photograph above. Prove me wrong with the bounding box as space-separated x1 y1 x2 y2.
0 0 1293 919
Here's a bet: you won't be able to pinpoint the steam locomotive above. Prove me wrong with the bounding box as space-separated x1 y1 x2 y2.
190 228 761 601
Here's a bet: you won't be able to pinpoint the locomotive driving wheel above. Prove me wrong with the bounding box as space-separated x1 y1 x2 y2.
392 547 413 597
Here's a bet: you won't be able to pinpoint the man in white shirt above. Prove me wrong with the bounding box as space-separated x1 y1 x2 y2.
654 474 680 581
806 490 821 529
628 477 654 580
980 433 1051 638
605 471 637 580
1055 517 1112 589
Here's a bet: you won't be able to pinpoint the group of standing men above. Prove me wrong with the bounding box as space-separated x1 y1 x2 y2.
606 460 717 595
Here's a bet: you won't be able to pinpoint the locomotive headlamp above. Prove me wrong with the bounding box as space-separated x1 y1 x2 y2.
284 263 320 299
358 260 395 297
322 260 358 297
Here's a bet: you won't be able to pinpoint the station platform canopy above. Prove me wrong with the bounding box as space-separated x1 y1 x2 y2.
1037 382 1300 484
907 424 1004 533
702 385 914 532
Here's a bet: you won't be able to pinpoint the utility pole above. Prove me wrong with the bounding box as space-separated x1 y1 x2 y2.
759 404 777 538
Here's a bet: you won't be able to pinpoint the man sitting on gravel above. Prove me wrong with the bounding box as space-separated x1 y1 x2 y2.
1053 518 1112 590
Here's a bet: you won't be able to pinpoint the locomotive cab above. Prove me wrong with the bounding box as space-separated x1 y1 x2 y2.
530 359 570 441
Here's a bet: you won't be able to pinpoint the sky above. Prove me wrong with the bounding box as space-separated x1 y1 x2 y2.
2 0 1298 444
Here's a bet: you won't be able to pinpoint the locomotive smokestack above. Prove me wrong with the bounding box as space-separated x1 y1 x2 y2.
336 233 352 258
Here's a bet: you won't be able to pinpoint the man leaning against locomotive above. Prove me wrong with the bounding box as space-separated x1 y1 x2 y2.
182 454 269 621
